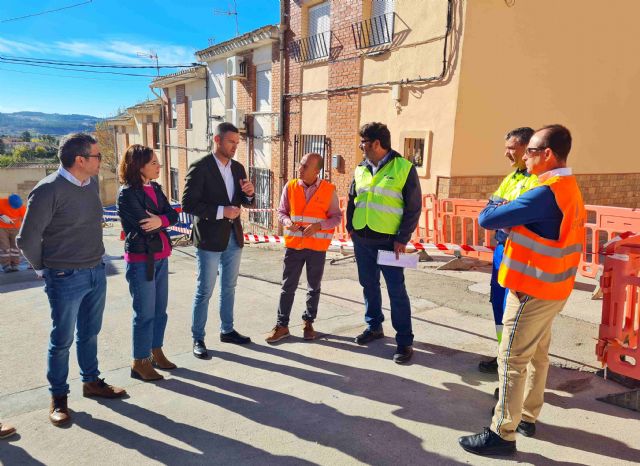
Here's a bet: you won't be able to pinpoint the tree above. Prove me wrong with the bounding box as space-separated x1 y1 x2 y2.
94 121 117 173
0 138 5 155
21 130 32 142
13 145 37 160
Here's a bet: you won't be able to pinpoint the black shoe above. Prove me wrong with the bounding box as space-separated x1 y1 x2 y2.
193 339 208 359
393 345 414 364
220 330 251 345
516 420 536 437
458 427 516 456
494 387 499 400
354 328 384 345
478 357 498 373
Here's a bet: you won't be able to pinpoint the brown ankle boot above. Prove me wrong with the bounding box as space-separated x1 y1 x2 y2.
49 395 71 426
131 358 164 381
151 348 177 370
303 321 317 340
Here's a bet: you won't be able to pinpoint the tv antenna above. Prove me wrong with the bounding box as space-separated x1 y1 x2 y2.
213 0 239 37
137 50 159 76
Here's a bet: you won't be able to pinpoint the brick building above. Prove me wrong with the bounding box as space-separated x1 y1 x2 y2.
283 0 640 208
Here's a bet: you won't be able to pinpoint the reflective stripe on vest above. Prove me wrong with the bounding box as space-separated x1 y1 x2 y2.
352 157 412 235
284 179 336 252
498 175 586 300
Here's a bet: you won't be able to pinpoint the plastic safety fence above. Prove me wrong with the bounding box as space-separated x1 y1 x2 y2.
596 232 640 381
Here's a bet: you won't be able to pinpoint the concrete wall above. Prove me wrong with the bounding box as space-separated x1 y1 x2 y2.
448 0 640 206
300 64 328 135
0 166 56 200
359 0 465 196
185 79 209 166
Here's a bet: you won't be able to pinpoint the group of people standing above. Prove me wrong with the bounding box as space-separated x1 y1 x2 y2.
5 120 585 459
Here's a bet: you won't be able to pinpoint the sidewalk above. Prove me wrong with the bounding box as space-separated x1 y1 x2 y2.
0 226 638 465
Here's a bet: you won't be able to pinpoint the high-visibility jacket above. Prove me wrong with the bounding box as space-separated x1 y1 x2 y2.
491 169 538 203
498 175 586 300
352 157 412 235
0 198 26 230
284 179 336 252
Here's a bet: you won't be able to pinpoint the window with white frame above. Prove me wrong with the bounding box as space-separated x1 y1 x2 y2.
308 2 330 60
256 65 271 112
170 99 177 128
371 0 395 46
186 96 193 129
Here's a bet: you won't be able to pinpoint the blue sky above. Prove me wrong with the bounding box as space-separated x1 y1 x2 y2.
0 0 279 117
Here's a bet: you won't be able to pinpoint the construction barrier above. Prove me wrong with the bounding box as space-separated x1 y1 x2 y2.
104 197 640 278
437 197 494 262
580 205 640 279
595 232 640 381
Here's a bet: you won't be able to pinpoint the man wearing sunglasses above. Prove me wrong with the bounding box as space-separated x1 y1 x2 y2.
17 133 126 428
459 125 585 456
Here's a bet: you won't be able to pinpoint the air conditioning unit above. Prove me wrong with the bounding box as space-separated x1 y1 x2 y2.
226 56 246 79
225 108 246 131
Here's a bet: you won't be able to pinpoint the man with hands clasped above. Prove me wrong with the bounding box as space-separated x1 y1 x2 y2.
182 122 255 359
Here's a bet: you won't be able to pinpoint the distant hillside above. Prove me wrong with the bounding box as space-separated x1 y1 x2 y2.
0 111 101 136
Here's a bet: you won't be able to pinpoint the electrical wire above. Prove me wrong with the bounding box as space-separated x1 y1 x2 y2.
0 55 197 69
1 1 93 23
0 65 143 81
0 61 157 77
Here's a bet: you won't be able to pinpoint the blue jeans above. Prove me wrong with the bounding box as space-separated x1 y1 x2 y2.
126 258 169 359
353 236 414 346
490 243 509 342
191 234 242 339
43 263 106 396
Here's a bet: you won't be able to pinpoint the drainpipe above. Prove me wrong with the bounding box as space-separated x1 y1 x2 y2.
278 3 287 235
149 85 169 197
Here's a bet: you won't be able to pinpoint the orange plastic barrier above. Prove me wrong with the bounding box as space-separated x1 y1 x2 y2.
437 198 494 261
595 233 640 381
580 205 640 278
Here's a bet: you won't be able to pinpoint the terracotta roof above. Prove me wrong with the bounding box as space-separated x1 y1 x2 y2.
195 24 278 61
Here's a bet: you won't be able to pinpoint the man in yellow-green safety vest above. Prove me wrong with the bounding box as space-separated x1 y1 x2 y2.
478 127 538 375
347 122 422 364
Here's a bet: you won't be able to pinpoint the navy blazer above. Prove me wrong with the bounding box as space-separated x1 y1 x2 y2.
181 153 255 251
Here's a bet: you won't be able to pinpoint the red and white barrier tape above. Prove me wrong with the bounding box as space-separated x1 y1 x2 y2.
241 233 495 253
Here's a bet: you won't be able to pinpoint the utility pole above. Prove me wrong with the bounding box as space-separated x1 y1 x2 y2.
213 0 239 36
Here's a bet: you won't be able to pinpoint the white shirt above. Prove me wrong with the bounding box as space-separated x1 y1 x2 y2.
364 151 392 175
58 166 91 187
537 167 572 183
214 154 236 220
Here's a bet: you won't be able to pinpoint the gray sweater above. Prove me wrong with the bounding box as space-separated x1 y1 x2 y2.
17 171 105 270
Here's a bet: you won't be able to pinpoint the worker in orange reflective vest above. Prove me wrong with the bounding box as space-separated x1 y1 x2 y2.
0 193 26 273
460 124 586 456
265 152 342 343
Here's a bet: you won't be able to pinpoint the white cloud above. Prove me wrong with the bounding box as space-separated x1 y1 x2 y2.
54 39 197 65
0 35 196 66
0 37 45 54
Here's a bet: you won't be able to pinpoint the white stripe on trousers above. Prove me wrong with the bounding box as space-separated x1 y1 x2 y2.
496 294 530 436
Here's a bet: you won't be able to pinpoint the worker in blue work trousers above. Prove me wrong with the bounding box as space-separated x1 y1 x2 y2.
478 127 538 374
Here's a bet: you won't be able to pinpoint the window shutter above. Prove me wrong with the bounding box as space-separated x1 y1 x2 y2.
256 69 271 112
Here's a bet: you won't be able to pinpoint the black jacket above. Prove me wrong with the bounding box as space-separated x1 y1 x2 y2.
346 150 422 244
181 153 255 251
117 182 178 256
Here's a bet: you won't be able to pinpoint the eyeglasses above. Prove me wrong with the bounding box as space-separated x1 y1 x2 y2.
84 153 103 161
525 147 547 155
359 139 372 146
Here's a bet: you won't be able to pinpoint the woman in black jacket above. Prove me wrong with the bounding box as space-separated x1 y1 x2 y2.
117 144 179 381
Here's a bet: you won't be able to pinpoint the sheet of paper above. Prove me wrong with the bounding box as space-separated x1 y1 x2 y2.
376 250 419 269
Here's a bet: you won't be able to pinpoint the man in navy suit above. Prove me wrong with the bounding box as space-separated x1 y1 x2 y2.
182 122 255 359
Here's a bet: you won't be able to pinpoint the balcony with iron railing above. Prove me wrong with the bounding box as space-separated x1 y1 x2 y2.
289 31 331 63
351 12 395 49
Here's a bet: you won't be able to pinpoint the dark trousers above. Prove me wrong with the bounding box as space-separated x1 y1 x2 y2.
353 235 414 346
277 248 327 327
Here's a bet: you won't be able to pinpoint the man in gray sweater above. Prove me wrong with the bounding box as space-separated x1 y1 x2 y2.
17 133 126 427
